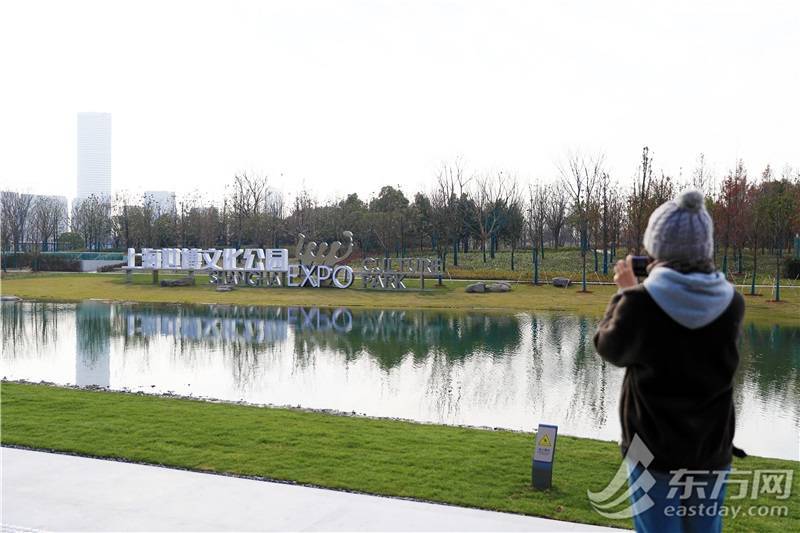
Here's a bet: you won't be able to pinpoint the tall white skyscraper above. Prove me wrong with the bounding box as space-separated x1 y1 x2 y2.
77 112 111 200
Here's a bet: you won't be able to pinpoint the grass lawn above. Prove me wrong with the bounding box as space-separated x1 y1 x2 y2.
3 382 797 531
446 248 799 286
1 271 797 326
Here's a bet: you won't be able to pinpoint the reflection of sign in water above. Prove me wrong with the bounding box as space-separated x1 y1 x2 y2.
532 424 558 490
124 306 354 343
361 257 443 290
125 231 355 289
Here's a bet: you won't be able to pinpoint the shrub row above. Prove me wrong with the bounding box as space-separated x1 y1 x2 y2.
0 253 81 272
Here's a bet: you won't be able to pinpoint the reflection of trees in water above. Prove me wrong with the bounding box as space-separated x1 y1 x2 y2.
76 302 112 365
568 316 610 429
526 315 546 413
14 300 794 430
1 302 66 359
735 323 800 416
292 310 522 371
424 350 464 422
289 309 524 423
529 314 613 430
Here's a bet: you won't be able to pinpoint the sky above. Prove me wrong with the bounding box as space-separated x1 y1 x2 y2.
1 0 798 204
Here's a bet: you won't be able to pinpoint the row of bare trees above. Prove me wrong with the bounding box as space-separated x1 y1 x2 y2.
2 150 799 282
1 192 68 252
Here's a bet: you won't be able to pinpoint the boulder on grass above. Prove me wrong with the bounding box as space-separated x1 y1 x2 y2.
486 282 512 293
552 277 571 288
465 282 486 293
215 284 234 292
160 277 194 287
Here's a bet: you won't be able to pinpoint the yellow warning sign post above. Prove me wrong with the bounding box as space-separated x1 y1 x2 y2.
532 423 558 490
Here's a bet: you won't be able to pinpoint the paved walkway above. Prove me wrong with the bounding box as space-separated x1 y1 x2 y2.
1 447 626 532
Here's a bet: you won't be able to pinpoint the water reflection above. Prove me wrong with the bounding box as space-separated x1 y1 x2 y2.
1 301 798 460
76 302 111 387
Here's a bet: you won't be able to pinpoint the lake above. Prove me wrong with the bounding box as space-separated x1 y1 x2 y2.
2 301 798 460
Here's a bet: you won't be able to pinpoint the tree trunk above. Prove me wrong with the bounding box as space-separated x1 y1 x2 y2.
750 242 758 296
721 246 728 277
539 234 545 260
581 251 587 292
580 226 588 292
775 248 782 301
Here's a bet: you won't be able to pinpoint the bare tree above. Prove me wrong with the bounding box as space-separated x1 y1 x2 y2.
226 172 266 247
503 188 525 271
31 196 67 251
545 182 568 249
597 172 613 274
431 160 469 267
691 153 714 198
71 194 112 250
607 183 624 264
288 186 318 240
265 189 285 248
468 171 517 262
561 151 603 291
628 146 654 253
1 191 35 252
528 181 548 258
176 191 201 247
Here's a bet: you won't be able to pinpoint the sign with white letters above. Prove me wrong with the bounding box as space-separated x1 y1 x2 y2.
126 234 354 290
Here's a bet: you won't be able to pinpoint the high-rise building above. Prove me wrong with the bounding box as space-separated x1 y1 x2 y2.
144 190 176 215
76 112 111 200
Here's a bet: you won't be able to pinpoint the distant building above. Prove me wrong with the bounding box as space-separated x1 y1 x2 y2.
144 190 176 215
77 112 111 200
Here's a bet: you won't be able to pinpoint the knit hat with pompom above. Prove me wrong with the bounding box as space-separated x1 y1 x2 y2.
643 189 714 262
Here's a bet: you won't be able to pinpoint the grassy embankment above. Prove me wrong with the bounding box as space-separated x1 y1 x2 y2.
447 248 799 286
3 382 797 532
1 271 797 326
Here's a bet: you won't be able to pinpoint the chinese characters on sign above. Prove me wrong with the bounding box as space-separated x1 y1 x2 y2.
127 246 354 289
126 232 356 288
126 231 443 291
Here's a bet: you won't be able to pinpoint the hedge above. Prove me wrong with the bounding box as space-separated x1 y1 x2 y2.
0 253 81 272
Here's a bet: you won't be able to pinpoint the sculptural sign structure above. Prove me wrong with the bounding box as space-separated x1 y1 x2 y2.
125 231 355 289
360 256 443 289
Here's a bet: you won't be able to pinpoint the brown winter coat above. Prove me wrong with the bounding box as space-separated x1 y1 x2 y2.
594 285 745 472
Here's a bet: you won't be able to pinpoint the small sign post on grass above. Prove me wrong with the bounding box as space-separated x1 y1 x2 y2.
532 423 558 490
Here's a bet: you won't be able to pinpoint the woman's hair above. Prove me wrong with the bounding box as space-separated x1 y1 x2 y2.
648 257 716 274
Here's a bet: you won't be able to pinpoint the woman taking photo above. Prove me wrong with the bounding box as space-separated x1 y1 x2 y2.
594 189 744 532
